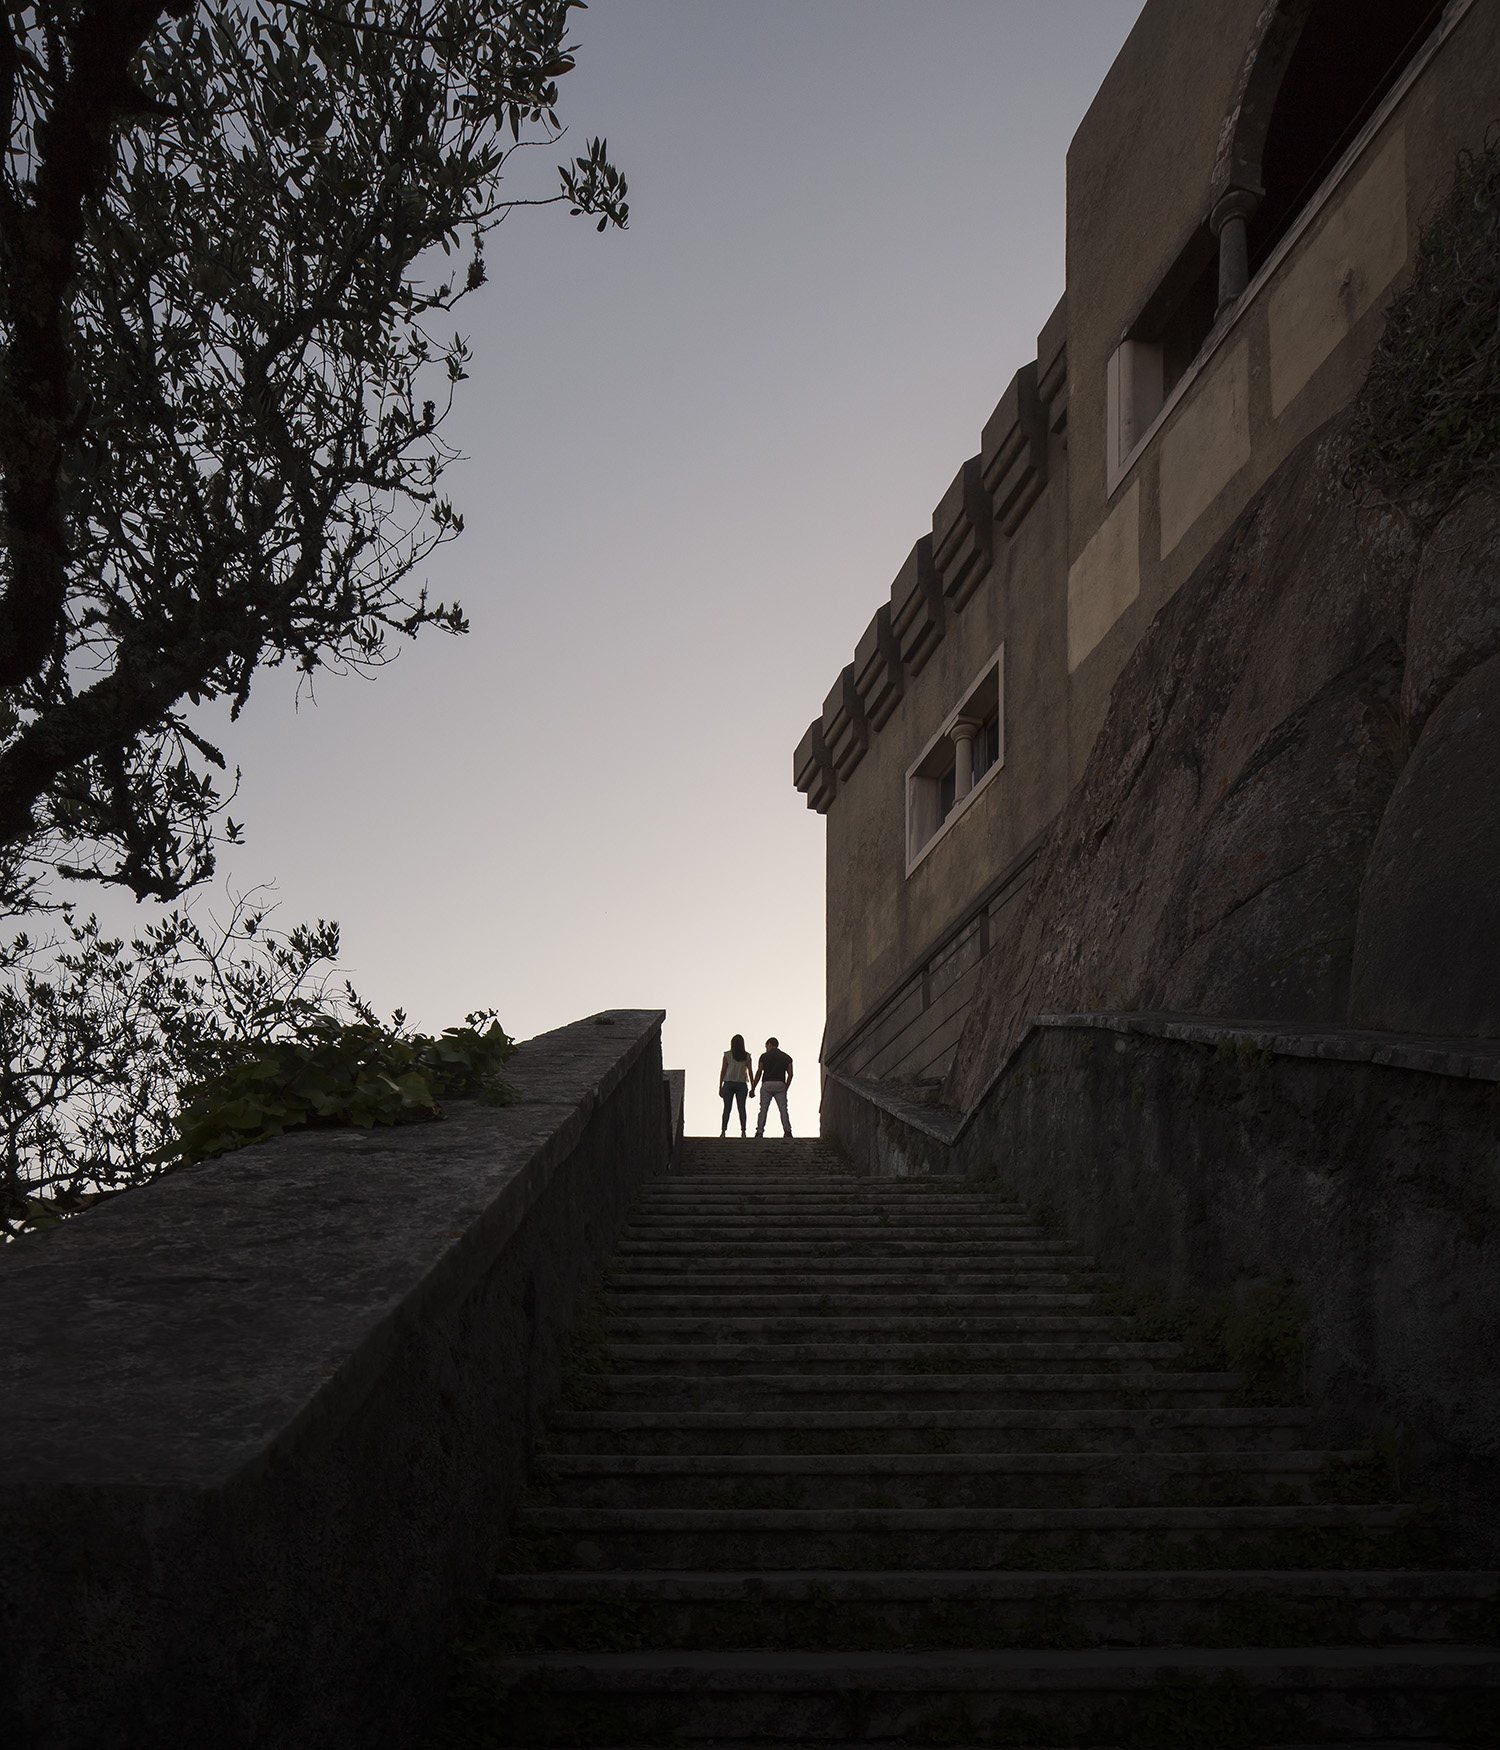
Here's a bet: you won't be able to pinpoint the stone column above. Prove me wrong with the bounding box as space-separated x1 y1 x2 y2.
951 720 979 799
1211 187 1261 320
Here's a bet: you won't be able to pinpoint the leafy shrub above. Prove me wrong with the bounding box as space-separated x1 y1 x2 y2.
169 1012 516 1165
2 891 515 1235
1348 131 1500 522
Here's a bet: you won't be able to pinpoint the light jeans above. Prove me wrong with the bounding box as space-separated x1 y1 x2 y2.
755 1080 792 1138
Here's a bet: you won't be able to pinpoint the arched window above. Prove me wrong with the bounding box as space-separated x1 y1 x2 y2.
1107 0 1451 488
1245 0 1447 273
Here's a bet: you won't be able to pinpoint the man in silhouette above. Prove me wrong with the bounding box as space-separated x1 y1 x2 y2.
751 1037 794 1139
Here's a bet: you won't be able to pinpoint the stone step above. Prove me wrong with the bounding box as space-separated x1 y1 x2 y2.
488 1567 1500 1653
589 1371 1245 1409
440 1152 1494 1748
639 1183 1017 1196
511 1502 1423 1574
635 1197 1023 1212
531 1448 1374 1510
457 1644 1500 1746
599 1341 1184 1373
614 1238 1078 1257
674 1154 849 1168
544 1406 1316 1455
608 1265 1092 1286
605 1291 1107 1315
606 1270 1085 1291
627 1208 1041 1222
603 1315 1132 1339
631 1218 1032 1232
620 1226 1066 1245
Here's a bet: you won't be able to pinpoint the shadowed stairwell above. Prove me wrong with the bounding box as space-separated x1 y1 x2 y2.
433 1139 1500 1747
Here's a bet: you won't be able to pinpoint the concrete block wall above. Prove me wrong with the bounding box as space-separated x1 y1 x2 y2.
0 1012 673 1750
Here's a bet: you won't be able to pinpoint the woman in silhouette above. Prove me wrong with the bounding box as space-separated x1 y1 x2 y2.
719 1034 753 1137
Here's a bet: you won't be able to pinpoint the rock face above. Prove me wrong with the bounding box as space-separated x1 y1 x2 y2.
1351 650 1500 1036
946 415 1422 1111
1401 488 1500 732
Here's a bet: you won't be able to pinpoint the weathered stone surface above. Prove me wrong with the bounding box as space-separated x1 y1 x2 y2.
946 416 1419 1110
1152 647 1402 1018
827 1019 1500 1559
0 1012 670 1750
1351 650 1500 1036
1402 487 1500 732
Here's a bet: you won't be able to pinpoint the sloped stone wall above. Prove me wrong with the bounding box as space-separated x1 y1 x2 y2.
827 1016 1500 1559
0 1011 670 1750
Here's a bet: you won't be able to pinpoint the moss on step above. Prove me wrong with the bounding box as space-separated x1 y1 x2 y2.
1181 1595 1362 1649
1097 1276 1308 1406
558 1283 618 1412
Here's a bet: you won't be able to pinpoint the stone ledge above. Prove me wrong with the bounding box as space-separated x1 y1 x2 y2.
0 1009 664 1489
822 1069 964 1146
1038 1010 1500 1085
0 1008 669 1749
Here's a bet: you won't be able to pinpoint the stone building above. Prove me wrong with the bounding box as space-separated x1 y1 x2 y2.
794 0 1493 1098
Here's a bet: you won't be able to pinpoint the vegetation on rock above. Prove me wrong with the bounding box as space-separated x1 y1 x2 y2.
1349 133 1500 523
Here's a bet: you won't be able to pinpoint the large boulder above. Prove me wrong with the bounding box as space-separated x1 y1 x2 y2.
945 416 1419 1111
1350 649 1500 1037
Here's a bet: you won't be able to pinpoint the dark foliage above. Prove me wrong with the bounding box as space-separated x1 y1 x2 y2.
0 3 626 912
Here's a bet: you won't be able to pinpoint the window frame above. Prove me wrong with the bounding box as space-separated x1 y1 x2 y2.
905 643 1006 877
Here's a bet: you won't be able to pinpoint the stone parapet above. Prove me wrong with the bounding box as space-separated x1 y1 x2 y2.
932 454 993 609
1036 293 1068 432
822 662 870 781
792 718 837 814
796 295 1068 809
888 534 945 676
0 1011 672 1750
981 362 1049 537
852 602 905 731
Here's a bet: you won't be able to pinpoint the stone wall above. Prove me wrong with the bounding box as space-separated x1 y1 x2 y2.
799 0 1499 1095
825 1015 1500 1558
0 1011 671 1750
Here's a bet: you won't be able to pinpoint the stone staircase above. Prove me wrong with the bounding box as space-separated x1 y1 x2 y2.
441 1138 1500 1746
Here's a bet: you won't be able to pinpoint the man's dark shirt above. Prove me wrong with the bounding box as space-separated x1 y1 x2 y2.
758 1048 793 1084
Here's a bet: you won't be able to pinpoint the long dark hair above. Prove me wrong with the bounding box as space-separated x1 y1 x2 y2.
729 1034 749 1063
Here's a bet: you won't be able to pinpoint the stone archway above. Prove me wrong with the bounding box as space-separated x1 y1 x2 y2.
1208 0 1448 316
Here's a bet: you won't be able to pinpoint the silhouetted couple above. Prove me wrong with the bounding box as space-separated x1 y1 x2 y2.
718 1035 794 1138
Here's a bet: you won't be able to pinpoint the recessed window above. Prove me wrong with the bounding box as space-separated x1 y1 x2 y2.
906 648 1004 872
1107 227 1220 483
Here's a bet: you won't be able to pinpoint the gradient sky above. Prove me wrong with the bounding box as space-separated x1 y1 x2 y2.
144 1 1146 1137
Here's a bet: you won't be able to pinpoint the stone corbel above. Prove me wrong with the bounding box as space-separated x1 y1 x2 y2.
889 536 945 676
982 362 1050 538
822 663 870 782
932 456 994 612
793 720 837 814
854 603 905 731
